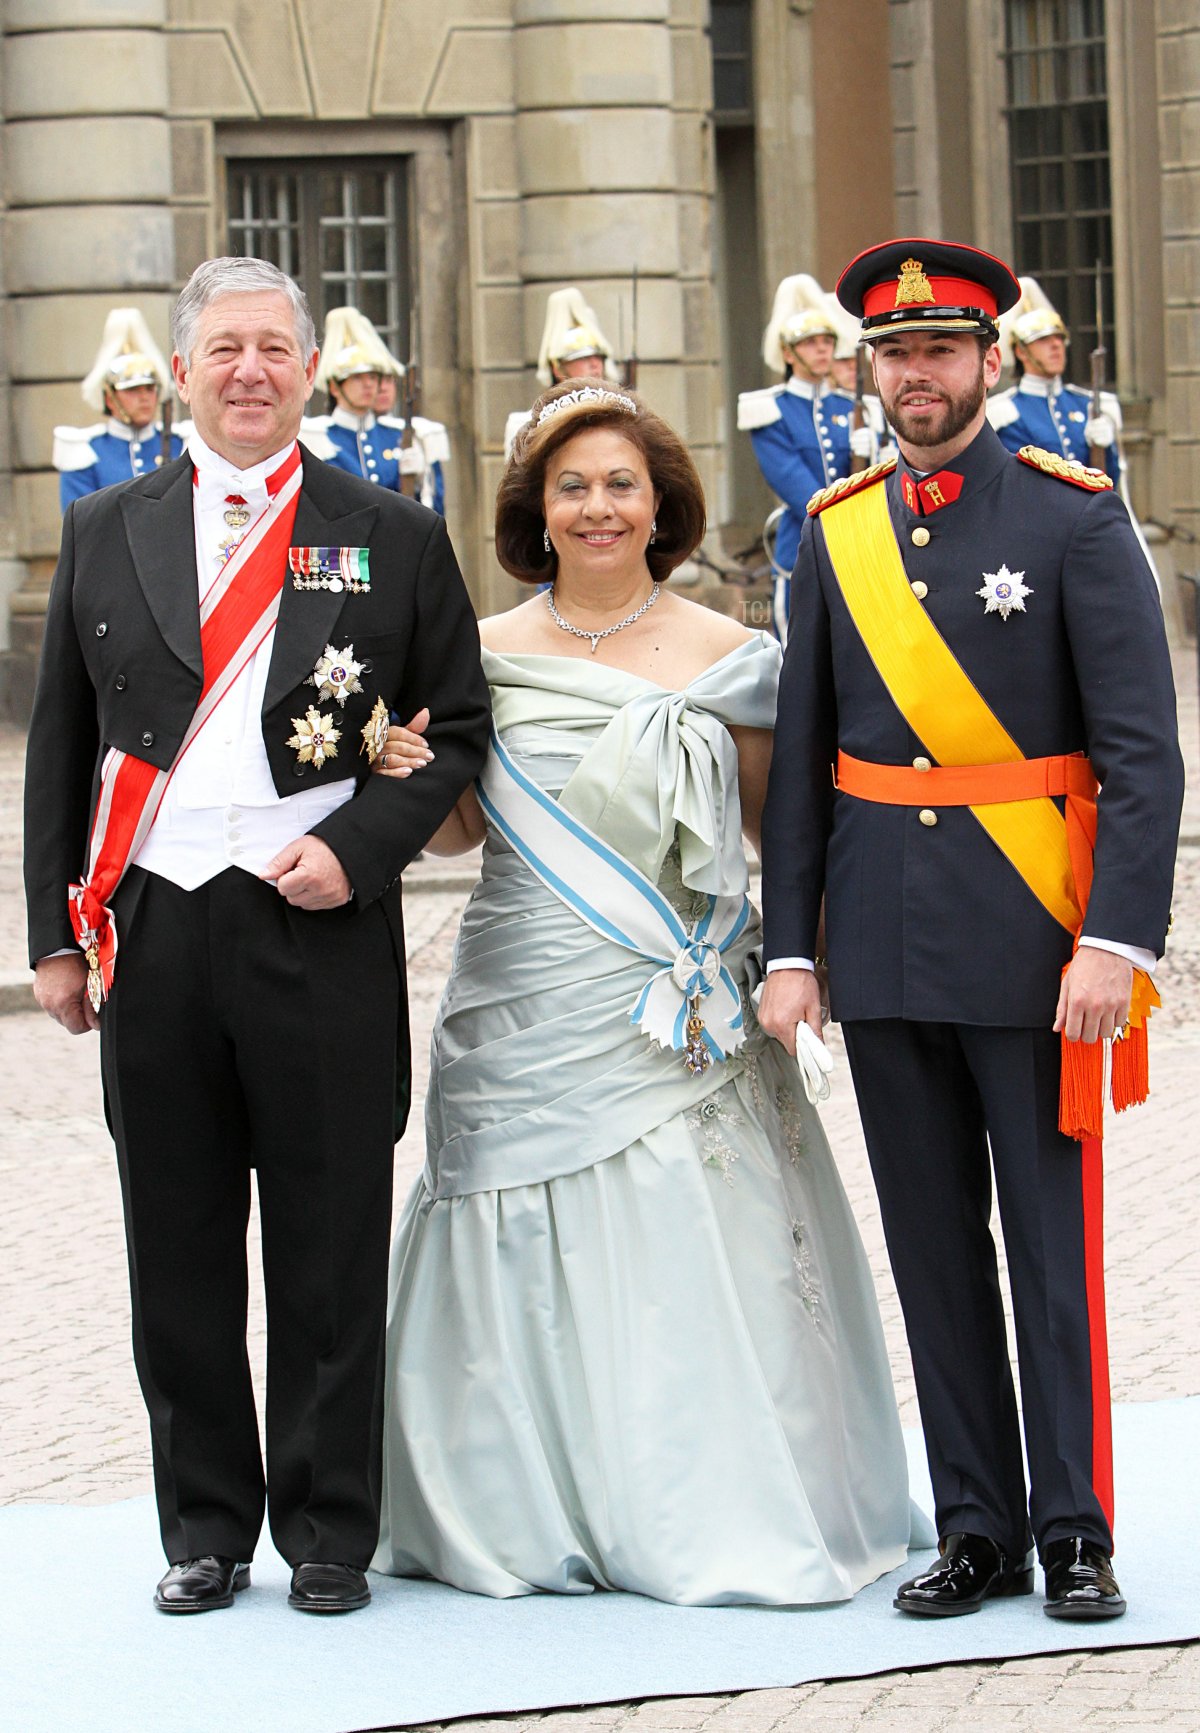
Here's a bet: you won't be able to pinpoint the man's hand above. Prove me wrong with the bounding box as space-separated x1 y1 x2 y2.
261 835 352 910
34 953 99 1035
757 967 824 1058
1053 947 1133 1044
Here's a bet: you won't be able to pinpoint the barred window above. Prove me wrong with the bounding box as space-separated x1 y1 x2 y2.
711 0 753 126
227 159 410 358
1003 0 1114 371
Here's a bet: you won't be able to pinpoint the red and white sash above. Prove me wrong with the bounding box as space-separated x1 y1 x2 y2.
69 444 304 1009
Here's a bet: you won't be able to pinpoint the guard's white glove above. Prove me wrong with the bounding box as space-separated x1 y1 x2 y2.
793 1022 835 1104
1084 414 1115 449
397 445 426 477
849 425 873 460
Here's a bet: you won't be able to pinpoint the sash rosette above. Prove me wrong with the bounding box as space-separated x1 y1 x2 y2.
477 727 750 1066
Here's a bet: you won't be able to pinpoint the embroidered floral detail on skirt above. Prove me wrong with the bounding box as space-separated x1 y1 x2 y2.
791 1219 821 1318
775 1083 808 1166
686 1094 745 1186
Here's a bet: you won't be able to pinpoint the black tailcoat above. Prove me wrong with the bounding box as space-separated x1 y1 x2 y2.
22 448 491 1567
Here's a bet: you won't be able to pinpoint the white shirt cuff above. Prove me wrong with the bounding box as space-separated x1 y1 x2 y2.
766 957 816 974
38 948 79 962
1078 936 1157 975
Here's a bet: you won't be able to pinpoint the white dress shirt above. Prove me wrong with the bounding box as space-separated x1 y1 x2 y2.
133 430 354 891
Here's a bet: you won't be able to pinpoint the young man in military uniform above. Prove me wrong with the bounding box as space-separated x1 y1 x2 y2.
737 275 858 642
53 309 186 509
759 239 1183 1622
300 307 448 514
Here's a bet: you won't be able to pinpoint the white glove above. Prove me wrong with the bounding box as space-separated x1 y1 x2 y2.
1084 414 1115 449
793 1022 834 1105
397 445 426 477
849 425 873 460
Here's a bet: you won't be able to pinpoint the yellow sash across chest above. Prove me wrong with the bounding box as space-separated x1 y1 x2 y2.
817 476 1081 933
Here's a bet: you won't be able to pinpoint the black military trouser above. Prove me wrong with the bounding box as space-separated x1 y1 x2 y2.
842 1018 1114 1561
100 866 401 1569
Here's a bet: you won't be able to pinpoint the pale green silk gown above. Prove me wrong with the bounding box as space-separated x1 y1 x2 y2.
373 636 915 1605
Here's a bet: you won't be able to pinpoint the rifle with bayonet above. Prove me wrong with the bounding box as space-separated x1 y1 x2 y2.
158 339 173 468
1088 259 1108 473
850 344 869 473
624 266 639 391
399 289 421 498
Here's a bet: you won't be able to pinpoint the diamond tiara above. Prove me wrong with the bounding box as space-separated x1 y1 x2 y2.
535 387 637 427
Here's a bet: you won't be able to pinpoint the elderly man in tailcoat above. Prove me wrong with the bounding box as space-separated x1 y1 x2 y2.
25 256 490 1616
759 239 1183 1622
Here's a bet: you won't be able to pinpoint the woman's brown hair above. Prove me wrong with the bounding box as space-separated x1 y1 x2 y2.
494 382 707 585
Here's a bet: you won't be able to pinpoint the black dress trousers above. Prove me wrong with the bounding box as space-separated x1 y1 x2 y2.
841 1017 1114 1560
100 865 401 1568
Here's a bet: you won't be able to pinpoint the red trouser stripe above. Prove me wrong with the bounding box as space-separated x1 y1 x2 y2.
1081 1132 1114 1535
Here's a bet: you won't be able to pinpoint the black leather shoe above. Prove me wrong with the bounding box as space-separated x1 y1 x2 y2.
154 1556 250 1613
894 1531 1034 1617
1043 1537 1126 1619
288 1562 371 1613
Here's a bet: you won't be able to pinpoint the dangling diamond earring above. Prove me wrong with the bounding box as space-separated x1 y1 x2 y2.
543 527 552 554
649 518 658 546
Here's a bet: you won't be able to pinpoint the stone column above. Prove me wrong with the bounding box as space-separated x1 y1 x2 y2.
496 0 719 591
2 0 175 719
1157 0 1200 594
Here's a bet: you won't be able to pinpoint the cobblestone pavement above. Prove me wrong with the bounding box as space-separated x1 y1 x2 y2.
2 648 1198 1730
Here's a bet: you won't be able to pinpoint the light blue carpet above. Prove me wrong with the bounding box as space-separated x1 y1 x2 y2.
2 1401 1197 1733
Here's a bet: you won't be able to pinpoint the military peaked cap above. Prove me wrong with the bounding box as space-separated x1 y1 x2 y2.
837 239 1021 342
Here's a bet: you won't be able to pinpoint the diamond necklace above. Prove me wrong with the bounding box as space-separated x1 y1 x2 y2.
545 582 660 653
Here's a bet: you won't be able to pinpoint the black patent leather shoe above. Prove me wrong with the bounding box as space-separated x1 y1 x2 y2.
1043 1537 1126 1619
154 1556 250 1613
288 1561 371 1613
894 1531 1034 1617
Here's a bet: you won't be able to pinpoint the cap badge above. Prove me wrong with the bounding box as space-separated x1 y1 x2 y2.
976 564 1033 621
895 258 936 307
307 643 364 708
286 706 341 769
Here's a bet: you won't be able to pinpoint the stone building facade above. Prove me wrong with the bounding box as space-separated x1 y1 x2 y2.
0 0 1196 714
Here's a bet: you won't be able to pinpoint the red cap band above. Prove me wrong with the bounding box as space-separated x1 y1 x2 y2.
862 274 1000 320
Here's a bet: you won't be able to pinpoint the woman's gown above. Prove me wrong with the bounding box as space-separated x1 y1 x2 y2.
373 636 916 1606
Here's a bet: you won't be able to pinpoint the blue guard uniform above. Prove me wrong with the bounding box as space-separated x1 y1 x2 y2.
738 276 854 643
988 374 1121 484
52 307 184 511
54 420 186 510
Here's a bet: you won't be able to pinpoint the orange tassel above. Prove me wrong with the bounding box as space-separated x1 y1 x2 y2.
1059 1030 1105 1140
1111 1024 1149 1113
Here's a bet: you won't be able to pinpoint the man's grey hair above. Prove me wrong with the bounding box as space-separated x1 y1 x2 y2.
171 257 317 365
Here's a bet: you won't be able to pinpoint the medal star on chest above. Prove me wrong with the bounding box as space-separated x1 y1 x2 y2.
287 707 341 769
307 643 364 707
976 563 1033 621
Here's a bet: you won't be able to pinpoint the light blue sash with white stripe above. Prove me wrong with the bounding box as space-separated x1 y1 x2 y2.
477 727 751 1072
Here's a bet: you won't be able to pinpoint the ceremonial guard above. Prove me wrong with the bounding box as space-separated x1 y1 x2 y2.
53 309 186 510
826 290 895 467
737 275 857 641
987 278 1120 482
503 287 619 457
300 307 449 514
25 256 489 1616
759 240 1183 1623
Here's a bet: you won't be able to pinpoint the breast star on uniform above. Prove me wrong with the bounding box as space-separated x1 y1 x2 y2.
286 707 341 769
976 564 1033 621
360 696 390 763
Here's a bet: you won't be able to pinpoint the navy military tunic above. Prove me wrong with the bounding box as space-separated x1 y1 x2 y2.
761 420 1182 1560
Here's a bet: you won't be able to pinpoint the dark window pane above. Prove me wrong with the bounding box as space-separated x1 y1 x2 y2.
360 224 389 276
359 281 388 329
1041 159 1065 211
319 174 348 220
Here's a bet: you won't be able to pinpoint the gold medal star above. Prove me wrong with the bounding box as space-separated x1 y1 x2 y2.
360 696 390 763
286 707 341 769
